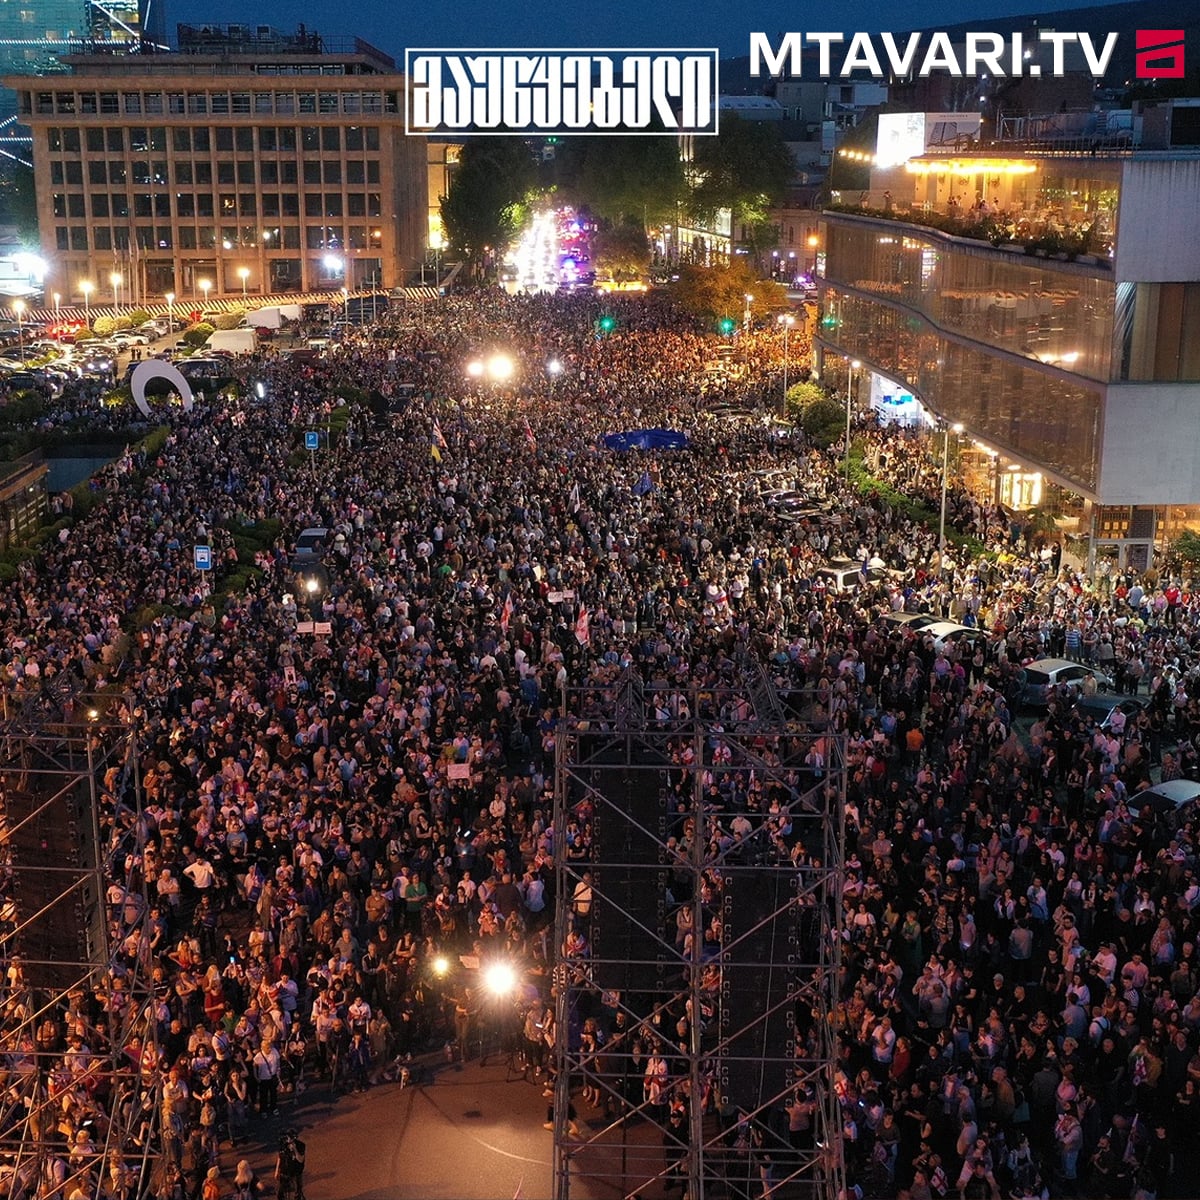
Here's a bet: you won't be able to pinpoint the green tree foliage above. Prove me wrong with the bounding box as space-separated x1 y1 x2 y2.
688 116 794 228
784 381 827 420
183 322 215 347
91 315 117 336
1173 530 1200 566
555 135 687 226
212 311 246 330
127 308 152 328
592 220 651 281
794 397 847 448
669 260 787 325
441 138 538 272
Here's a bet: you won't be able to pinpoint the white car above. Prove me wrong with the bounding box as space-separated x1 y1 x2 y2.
920 621 990 655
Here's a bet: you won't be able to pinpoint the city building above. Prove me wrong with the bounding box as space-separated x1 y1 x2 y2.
816 108 1200 567
0 0 164 125
7 24 427 302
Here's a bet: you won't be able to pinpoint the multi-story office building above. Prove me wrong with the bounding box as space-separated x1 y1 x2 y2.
7 24 427 302
817 129 1200 567
0 0 163 123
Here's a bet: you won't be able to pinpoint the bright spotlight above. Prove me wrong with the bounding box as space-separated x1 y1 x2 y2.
432 955 450 977
304 577 320 594
466 359 485 379
487 354 514 381
546 358 563 377
484 961 517 997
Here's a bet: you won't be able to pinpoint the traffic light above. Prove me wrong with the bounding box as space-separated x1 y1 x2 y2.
719 317 736 335
596 315 616 335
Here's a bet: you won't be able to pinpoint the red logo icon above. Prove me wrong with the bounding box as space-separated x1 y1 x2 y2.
1136 30 1185 79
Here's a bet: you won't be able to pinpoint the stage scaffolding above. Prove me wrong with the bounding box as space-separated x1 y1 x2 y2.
0 682 160 1199
552 664 846 1200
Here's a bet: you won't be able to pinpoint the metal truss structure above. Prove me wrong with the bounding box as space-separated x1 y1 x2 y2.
552 665 846 1200
0 683 160 1198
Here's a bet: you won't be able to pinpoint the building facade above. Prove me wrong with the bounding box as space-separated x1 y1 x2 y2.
818 144 1200 563
7 26 427 302
0 0 163 123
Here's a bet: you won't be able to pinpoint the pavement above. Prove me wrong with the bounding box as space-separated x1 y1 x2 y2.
228 1051 682 1200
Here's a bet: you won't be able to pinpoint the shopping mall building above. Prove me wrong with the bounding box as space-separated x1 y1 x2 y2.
816 108 1200 569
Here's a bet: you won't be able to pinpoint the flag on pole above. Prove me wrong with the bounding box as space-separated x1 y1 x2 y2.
500 592 514 632
568 481 581 514
430 443 442 463
524 417 537 452
432 418 448 449
575 604 590 646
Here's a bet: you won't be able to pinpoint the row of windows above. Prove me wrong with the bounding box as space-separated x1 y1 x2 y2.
52 159 381 187
32 89 399 117
53 192 384 219
47 125 383 154
54 225 381 252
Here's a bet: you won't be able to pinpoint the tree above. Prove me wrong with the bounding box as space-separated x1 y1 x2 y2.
793 397 846 448
440 139 538 274
213 311 246 330
560 135 687 227
688 116 794 230
592 220 650 282
183 322 214 347
785 381 826 420
1173 530 1200 567
669 260 787 325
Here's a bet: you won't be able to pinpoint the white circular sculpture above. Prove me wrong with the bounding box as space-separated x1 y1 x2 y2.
130 360 195 419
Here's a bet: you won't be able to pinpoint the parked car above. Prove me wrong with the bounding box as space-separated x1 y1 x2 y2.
920 621 991 655
1125 779 1200 834
1070 693 1148 730
815 559 896 594
1020 657 1113 707
880 613 941 631
292 527 328 564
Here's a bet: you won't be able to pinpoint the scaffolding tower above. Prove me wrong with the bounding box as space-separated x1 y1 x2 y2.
552 665 846 1200
0 682 159 1199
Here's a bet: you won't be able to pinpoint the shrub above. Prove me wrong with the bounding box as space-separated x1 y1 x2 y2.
127 308 151 328
212 311 246 331
795 397 847 449
183 322 214 347
91 315 116 336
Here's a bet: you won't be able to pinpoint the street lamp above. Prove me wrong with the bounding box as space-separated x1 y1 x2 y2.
238 267 249 299
938 422 966 561
777 314 795 411
80 280 92 324
844 359 861 478
165 292 175 330
52 292 61 323
110 271 122 314
743 293 754 331
12 299 24 352
199 278 211 310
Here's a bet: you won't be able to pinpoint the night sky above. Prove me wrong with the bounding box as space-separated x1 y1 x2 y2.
171 0 1118 62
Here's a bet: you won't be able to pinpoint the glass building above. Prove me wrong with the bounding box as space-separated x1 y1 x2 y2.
818 145 1200 563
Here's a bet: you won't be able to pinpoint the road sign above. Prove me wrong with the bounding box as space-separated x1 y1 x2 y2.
304 431 320 451
194 545 212 571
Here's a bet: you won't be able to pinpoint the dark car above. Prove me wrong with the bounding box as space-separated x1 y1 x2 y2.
1070 693 1148 730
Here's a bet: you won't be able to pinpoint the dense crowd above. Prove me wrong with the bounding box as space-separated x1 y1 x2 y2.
0 288 1198 1200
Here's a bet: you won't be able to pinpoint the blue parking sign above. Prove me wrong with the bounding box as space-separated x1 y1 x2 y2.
304 431 320 451
194 545 212 571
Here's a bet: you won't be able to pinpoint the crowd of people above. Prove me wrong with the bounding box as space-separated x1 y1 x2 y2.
0 287 1197 1200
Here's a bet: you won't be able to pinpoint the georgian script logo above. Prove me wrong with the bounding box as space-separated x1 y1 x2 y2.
405 50 719 135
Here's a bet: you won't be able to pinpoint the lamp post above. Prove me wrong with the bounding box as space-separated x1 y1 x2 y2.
238 267 249 299
743 293 754 331
938 422 966 561
80 280 92 324
110 271 122 315
12 299 24 353
844 359 861 478
777 314 795 412
165 291 175 330
52 292 61 324
199 278 211 311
